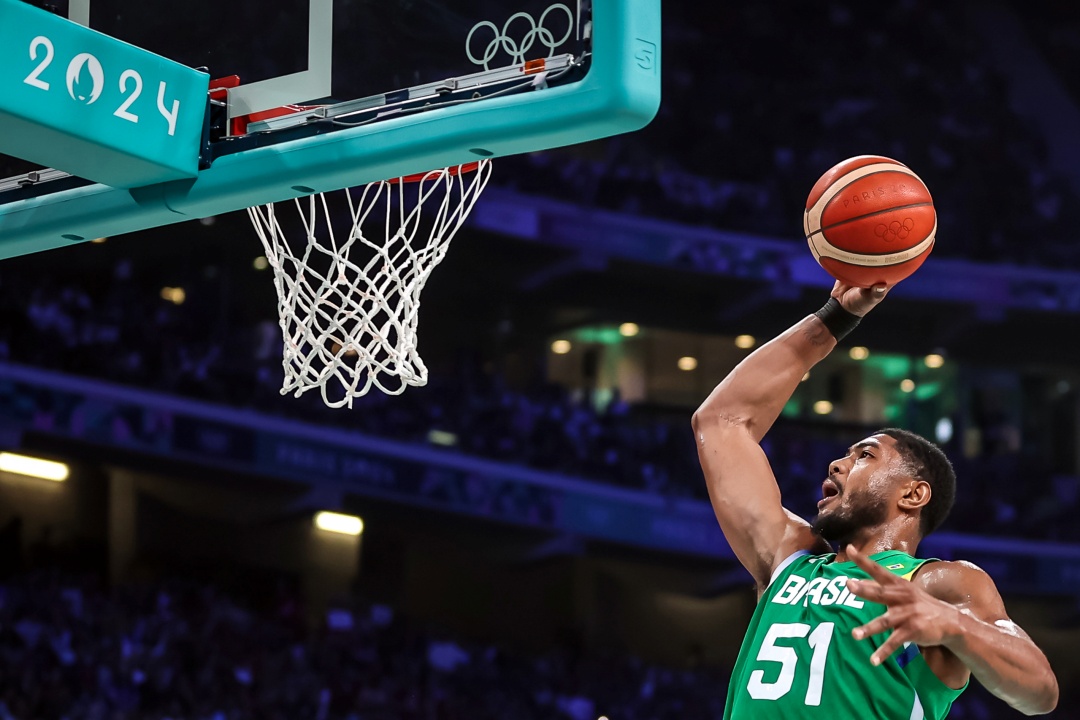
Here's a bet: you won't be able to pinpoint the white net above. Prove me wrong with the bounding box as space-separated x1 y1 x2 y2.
247 159 493 408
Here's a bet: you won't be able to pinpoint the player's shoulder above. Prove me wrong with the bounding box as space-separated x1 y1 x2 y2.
912 558 999 605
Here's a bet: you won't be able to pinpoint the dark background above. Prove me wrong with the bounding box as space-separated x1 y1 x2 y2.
3 0 1080 718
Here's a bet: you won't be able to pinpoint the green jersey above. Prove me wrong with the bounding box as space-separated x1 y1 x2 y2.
725 550 967 719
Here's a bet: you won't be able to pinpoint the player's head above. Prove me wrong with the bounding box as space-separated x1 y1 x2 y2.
811 428 956 546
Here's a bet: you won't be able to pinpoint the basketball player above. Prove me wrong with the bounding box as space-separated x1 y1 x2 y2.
693 282 1058 718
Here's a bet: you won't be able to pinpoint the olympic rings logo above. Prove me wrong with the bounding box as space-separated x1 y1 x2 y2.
466 4 575 70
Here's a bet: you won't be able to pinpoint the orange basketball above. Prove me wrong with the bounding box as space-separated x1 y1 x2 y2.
803 155 936 288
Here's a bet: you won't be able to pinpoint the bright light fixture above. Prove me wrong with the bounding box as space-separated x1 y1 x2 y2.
253 256 270 270
849 346 870 361
801 371 811 382
619 322 640 337
427 430 458 447
813 400 833 415
551 340 572 355
678 356 698 371
734 335 756 349
924 354 945 369
900 379 916 393
314 511 364 536
0 452 69 481
935 417 954 444
160 287 186 305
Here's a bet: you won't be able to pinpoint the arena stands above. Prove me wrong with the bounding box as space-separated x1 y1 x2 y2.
0 567 1050 719
1 244 1078 543
499 0 1080 266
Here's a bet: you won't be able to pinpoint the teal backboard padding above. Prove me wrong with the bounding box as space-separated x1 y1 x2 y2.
0 0 209 189
0 0 660 260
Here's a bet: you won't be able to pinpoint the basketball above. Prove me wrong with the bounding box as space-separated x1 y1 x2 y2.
803 155 936 288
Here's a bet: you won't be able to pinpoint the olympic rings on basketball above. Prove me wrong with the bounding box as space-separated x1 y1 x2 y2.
466 4 575 70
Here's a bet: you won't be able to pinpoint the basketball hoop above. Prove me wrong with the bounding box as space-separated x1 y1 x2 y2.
247 160 493 408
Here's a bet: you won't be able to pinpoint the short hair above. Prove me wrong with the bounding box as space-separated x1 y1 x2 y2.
875 428 956 538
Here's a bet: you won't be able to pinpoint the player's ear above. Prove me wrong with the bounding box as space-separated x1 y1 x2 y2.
897 479 931 512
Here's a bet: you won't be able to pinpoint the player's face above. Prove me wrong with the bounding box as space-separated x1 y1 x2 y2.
811 434 902 544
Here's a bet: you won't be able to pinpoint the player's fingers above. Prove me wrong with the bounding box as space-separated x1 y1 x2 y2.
865 283 889 302
852 283 889 298
846 578 887 602
870 633 908 667
852 613 893 641
846 545 900 583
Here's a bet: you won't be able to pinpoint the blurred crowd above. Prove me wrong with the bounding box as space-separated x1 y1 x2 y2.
0 568 726 720
2 249 1079 544
498 0 1080 268
0 568 1047 720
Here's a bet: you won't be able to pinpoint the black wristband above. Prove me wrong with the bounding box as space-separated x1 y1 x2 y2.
814 298 862 342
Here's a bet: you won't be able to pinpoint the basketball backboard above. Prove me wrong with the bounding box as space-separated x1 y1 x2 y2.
11 0 610 136
0 0 660 259
58 0 594 121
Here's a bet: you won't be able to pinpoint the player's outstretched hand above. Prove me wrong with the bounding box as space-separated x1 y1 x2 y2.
844 544 961 667
830 280 889 317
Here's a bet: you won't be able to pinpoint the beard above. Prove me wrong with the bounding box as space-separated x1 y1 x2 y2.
811 488 890 546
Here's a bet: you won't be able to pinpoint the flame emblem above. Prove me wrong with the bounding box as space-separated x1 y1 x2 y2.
66 53 105 105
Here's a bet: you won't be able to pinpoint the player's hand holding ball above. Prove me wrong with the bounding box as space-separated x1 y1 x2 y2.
804 155 936 288
830 279 889 318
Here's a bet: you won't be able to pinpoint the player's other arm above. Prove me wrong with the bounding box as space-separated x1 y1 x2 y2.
927 562 1058 715
849 551 1058 715
692 283 887 587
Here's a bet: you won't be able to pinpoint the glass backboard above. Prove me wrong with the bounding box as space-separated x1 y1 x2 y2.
57 0 592 120
0 0 660 259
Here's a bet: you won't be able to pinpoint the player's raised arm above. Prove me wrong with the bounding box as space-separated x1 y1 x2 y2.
692 282 888 588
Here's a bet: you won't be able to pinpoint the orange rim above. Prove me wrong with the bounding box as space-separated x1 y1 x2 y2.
390 161 483 185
